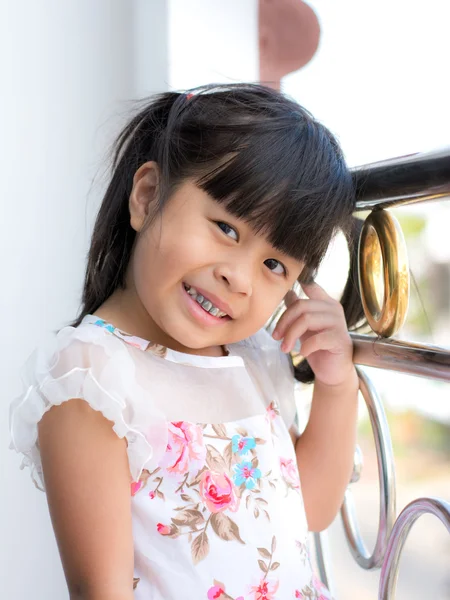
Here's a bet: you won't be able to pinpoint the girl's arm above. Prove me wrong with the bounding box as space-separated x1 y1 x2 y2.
291 373 359 532
38 399 135 600
273 281 359 532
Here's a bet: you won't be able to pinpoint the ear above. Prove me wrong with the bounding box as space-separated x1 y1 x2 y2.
129 161 160 232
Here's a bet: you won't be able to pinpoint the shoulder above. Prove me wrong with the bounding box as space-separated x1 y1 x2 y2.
10 319 167 489
238 329 297 429
242 328 294 376
20 319 140 396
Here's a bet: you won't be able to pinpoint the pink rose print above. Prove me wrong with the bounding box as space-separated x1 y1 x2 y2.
280 457 300 490
207 584 244 600
266 402 279 421
200 470 240 514
294 592 304 599
266 402 280 434
130 481 143 496
250 578 279 600
148 491 155 499
156 523 171 535
161 421 206 475
207 585 224 599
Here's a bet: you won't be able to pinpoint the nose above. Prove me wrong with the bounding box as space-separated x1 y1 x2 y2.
214 262 253 296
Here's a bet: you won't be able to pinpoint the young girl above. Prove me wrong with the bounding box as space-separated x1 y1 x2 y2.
10 84 363 600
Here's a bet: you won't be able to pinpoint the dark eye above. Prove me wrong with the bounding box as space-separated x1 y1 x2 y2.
216 221 238 241
264 258 286 275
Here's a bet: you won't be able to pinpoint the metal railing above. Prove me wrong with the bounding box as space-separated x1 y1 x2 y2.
313 148 450 598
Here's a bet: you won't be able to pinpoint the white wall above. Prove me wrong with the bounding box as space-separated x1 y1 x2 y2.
1 1 257 598
0 1 167 598
167 0 258 90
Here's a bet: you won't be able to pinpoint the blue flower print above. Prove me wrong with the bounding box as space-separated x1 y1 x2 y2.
233 461 262 490
232 435 256 456
94 319 115 333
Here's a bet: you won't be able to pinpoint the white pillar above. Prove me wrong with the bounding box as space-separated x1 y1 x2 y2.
0 2 166 597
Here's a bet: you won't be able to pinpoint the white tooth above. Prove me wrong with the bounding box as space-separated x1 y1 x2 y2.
196 294 204 303
202 300 212 311
209 307 219 316
218 310 227 318
187 286 197 296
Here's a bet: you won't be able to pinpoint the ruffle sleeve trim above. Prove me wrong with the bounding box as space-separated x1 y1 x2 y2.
9 324 168 491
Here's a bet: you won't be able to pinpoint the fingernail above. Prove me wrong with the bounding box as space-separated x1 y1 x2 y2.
272 329 280 339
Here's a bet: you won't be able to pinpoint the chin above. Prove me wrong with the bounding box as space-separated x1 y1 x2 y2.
181 333 225 350
161 324 218 351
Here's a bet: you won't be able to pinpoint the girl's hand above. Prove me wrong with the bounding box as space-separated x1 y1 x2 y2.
272 282 356 387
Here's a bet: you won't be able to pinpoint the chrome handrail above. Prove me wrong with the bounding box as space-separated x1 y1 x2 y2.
378 497 450 599
353 147 450 210
312 149 450 598
341 368 397 569
351 334 450 383
311 531 334 591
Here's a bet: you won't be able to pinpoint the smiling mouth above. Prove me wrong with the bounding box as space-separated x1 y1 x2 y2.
183 283 229 318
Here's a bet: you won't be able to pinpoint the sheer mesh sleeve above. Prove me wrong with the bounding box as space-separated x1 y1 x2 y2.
10 324 168 490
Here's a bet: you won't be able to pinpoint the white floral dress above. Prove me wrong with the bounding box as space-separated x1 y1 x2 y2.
10 315 334 600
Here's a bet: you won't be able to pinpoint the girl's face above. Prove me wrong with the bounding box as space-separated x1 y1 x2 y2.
124 164 304 356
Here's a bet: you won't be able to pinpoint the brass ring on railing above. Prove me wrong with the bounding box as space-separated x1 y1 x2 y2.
379 497 450 599
340 367 397 569
358 209 410 337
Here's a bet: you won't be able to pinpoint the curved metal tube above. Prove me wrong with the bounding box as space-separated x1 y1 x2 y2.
351 334 450 382
340 367 397 569
379 497 450 599
350 444 364 484
311 531 335 594
353 147 450 210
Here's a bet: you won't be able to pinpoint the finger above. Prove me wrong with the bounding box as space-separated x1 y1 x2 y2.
284 290 298 308
300 330 342 357
301 281 333 302
273 299 334 340
280 312 339 352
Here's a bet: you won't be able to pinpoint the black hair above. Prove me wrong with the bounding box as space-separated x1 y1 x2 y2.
73 83 365 382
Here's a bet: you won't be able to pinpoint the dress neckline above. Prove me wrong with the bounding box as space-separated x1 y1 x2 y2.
81 314 246 369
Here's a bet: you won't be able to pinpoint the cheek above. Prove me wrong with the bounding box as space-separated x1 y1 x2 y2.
239 288 285 335
259 287 282 311
162 234 209 272
132 226 211 292
131 237 156 298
